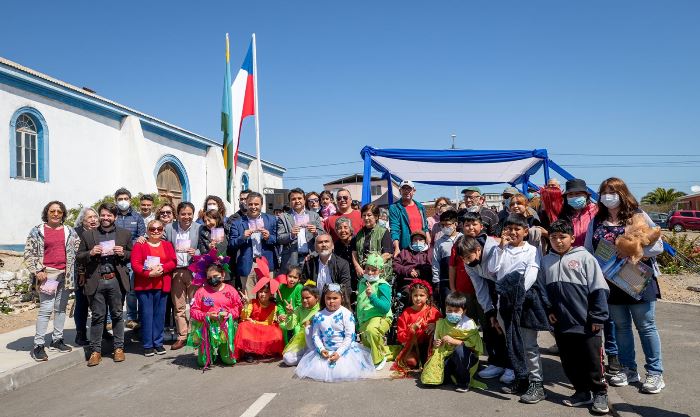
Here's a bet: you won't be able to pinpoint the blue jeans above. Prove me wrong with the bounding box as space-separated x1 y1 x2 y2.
126 267 139 322
608 302 663 375
136 290 167 349
603 317 618 356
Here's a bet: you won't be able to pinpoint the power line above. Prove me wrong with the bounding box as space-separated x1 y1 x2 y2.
285 161 361 170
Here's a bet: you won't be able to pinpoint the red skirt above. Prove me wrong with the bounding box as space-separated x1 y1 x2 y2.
233 321 284 359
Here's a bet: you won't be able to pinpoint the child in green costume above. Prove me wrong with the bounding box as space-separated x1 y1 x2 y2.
356 252 393 370
281 285 321 366
276 266 303 343
420 291 485 392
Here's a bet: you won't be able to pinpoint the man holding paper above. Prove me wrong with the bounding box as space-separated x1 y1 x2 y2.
277 188 324 271
77 202 133 367
229 191 278 298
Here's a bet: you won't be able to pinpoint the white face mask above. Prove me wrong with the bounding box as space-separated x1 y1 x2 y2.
364 274 379 283
117 200 130 211
467 205 480 213
206 204 218 211
600 193 621 209
442 226 455 236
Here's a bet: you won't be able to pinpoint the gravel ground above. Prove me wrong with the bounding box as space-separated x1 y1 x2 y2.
657 273 700 304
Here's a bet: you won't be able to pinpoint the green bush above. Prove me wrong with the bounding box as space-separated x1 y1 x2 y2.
658 232 700 274
65 192 168 226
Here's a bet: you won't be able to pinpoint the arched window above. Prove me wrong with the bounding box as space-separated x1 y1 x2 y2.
241 172 250 191
9 108 49 182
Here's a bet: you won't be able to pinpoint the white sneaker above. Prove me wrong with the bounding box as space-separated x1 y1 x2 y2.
499 368 515 384
375 356 387 371
478 365 505 379
609 368 640 387
641 374 665 394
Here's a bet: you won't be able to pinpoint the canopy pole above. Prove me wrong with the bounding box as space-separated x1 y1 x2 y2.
548 159 599 200
362 151 372 205
543 158 551 183
384 172 393 205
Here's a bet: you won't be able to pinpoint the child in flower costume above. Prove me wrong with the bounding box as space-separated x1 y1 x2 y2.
356 252 393 370
420 291 485 392
280 284 321 366
187 261 242 368
276 265 304 343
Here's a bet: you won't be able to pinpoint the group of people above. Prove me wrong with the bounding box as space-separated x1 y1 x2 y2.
24 175 666 414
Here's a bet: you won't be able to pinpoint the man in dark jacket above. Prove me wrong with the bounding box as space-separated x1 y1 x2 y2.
77 202 133 367
114 187 145 329
301 234 352 304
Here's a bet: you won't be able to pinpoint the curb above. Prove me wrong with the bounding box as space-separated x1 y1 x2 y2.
0 348 85 393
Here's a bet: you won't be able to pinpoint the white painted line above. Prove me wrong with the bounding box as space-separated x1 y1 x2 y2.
240 393 277 417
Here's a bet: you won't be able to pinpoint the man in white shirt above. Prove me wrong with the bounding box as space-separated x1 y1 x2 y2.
301 234 352 304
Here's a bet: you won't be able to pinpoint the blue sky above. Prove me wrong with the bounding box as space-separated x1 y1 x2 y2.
2 1 698 201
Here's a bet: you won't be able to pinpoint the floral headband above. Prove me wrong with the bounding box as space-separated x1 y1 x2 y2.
188 248 231 286
407 279 433 296
327 283 342 293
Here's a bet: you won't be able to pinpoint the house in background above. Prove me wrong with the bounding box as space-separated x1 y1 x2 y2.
0 56 285 245
675 192 700 211
323 174 400 206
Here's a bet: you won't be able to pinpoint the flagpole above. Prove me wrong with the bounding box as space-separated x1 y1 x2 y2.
225 32 235 206
252 33 264 200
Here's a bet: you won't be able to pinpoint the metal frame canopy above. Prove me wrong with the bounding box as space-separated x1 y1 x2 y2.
360 146 595 204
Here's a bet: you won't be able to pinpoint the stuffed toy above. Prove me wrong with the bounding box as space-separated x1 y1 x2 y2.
615 213 662 264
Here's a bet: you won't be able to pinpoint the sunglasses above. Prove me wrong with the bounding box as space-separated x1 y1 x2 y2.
49 209 63 214
337 196 350 201
159 211 173 216
307 198 319 203
148 227 164 232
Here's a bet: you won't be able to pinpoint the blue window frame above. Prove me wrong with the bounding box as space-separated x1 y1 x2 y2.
241 172 250 191
9 107 49 182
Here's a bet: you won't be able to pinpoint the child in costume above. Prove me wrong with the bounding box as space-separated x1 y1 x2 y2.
234 283 285 362
356 252 393 370
392 279 442 377
276 265 303 343
295 283 375 382
281 285 321 366
420 292 485 392
188 263 242 368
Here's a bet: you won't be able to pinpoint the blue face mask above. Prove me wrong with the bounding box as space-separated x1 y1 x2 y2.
411 242 428 252
567 196 587 210
446 312 462 324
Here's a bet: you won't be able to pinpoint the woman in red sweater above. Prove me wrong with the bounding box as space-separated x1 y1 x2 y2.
131 219 177 356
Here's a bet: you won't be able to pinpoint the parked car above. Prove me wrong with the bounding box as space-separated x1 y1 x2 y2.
668 210 700 232
648 212 668 229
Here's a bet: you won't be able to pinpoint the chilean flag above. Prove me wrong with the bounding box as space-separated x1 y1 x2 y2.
227 41 255 172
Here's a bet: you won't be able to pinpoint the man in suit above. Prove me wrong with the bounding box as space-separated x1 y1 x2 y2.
77 202 133 367
228 191 278 299
277 188 324 272
301 233 352 304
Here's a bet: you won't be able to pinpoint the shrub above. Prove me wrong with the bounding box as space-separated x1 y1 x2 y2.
658 232 700 274
65 192 168 226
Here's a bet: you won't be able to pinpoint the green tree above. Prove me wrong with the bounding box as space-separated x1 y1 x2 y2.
641 187 686 205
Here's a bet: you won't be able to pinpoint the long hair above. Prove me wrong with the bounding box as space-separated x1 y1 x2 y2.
202 195 226 219
539 185 563 223
594 177 639 224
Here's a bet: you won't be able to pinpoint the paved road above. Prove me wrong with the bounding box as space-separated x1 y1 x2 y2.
1 302 696 417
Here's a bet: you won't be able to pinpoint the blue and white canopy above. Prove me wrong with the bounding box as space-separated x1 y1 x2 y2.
360 146 593 204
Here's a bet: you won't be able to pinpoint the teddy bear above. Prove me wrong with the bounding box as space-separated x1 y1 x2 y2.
615 213 662 264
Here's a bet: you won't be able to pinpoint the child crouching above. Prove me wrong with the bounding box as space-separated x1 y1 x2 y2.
420 292 484 392
280 285 321 366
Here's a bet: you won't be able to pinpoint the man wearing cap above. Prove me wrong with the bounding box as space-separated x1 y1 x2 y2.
388 180 430 257
560 178 598 246
458 187 499 236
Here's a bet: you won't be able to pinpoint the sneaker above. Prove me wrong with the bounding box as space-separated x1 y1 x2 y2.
375 356 387 371
154 346 166 355
609 368 640 387
30 345 48 362
520 381 546 404
606 354 622 376
478 365 505 379
125 320 140 330
49 339 72 353
562 391 593 407
502 378 529 395
641 374 665 394
144 348 155 357
499 368 515 384
591 392 609 414
455 386 470 393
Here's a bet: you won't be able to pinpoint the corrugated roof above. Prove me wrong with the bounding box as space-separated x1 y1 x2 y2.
0 55 286 172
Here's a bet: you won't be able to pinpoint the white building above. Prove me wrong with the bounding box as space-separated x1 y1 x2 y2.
0 56 286 245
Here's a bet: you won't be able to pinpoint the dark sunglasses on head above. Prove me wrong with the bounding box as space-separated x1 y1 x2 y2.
149 227 164 232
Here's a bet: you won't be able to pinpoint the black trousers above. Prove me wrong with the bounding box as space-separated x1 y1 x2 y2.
87 278 124 353
445 344 479 388
554 332 608 394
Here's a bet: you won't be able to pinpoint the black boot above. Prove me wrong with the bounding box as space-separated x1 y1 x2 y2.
520 381 546 404
75 330 89 346
501 378 529 395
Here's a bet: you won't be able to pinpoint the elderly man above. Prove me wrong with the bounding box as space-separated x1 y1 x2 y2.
323 188 362 241
277 188 324 271
301 233 352 303
458 186 499 236
388 180 430 257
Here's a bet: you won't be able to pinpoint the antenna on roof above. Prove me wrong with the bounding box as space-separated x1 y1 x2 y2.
450 134 456 149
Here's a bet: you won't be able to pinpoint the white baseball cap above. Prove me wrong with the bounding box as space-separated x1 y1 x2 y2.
399 180 415 189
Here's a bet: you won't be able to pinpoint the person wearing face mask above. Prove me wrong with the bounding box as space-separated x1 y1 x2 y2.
77 202 133 367
560 179 598 247
113 188 146 331
458 187 499 236
584 177 665 395
429 197 452 241
431 210 463 312
356 253 394 370
393 231 432 321
301 233 352 304
130 219 177 356
198 195 227 226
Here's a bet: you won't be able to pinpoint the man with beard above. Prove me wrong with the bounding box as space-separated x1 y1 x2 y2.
77 202 133 366
301 234 352 304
